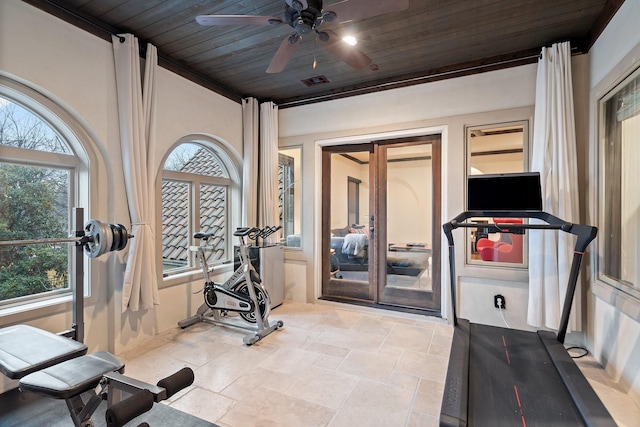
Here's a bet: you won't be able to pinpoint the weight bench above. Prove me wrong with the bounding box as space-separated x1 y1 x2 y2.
1 325 194 427
0 325 88 380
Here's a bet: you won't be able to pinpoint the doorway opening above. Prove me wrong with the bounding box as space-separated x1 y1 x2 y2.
321 135 441 314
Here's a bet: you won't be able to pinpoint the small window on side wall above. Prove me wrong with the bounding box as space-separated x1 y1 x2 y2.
278 147 302 248
465 121 529 268
597 65 640 301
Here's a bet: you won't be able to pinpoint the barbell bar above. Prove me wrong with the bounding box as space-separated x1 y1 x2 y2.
0 219 133 258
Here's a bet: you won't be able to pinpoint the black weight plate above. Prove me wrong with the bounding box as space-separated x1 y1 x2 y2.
109 223 120 252
116 224 128 250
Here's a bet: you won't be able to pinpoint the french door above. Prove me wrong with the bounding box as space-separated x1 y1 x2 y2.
321 135 441 313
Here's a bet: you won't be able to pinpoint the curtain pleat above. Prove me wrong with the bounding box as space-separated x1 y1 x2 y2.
259 101 279 244
112 34 160 311
528 42 580 330
242 97 259 227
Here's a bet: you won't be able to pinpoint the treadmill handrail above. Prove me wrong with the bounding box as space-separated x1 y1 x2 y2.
442 210 597 343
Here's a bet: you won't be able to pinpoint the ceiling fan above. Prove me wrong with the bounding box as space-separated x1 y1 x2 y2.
195 0 409 74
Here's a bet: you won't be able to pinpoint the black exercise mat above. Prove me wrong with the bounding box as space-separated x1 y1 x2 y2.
0 388 218 427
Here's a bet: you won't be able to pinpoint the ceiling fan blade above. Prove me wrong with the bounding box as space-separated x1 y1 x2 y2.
266 35 302 74
318 30 371 70
196 15 282 26
325 0 409 23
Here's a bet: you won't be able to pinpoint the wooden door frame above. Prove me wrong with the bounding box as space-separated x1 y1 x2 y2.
373 135 442 312
321 144 374 300
320 137 442 314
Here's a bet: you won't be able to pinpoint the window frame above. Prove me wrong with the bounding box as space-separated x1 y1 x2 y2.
161 169 232 274
594 62 640 305
464 120 531 270
0 81 91 315
278 146 303 249
0 154 78 308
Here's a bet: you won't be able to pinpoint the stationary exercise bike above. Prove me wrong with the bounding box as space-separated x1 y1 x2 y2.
178 226 283 345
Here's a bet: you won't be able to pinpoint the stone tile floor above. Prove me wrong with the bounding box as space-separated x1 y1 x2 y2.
119 301 639 427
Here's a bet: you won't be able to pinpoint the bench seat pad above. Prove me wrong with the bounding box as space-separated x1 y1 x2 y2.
0 325 87 379
19 351 124 399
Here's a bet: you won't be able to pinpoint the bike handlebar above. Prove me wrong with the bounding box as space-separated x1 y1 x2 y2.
255 225 282 239
195 226 282 242
233 227 260 237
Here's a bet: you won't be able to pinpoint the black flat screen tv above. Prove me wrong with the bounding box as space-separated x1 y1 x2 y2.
467 172 543 211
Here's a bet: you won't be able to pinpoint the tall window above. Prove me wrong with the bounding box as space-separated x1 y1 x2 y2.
0 95 79 304
278 147 302 248
598 65 640 300
161 142 238 275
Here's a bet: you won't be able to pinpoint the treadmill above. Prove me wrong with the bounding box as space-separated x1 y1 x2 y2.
440 173 616 427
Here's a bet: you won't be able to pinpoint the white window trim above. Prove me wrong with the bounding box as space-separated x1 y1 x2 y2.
158 136 242 287
278 145 304 251
0 75 102 322
590 41 640 321
463 119 531 271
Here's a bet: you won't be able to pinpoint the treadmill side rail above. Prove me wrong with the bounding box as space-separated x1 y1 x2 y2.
538 331 617 427
440 319 470 427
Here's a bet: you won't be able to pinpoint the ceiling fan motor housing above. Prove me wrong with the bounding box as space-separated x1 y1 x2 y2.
286 0 324 36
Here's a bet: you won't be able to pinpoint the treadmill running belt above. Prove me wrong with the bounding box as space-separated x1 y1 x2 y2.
468 323 583 426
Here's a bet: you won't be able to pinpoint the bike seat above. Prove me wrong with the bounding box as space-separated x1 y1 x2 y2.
193 231 215 240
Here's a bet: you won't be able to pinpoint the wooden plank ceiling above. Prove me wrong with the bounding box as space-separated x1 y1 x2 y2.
27 0 620 107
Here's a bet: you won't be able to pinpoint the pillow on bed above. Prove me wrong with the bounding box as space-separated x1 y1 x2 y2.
331 226 351 237
349 225 370 238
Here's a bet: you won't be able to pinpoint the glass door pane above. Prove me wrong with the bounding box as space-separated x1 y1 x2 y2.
321 137 441 314
322 148 372 300
377 140 441 311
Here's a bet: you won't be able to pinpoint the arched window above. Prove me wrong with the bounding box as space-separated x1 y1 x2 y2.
161 140 240 276
0 93 82 305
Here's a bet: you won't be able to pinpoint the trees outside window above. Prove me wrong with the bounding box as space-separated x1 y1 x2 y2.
0 96 77 303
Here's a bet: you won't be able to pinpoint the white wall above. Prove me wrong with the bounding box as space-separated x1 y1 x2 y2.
586 0 640 405
280 65 537 139
0 0 243 365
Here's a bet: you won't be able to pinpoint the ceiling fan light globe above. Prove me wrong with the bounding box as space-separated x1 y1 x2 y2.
322 11 337 22
317 31 330 42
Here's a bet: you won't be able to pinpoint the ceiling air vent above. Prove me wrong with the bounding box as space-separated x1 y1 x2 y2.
301 75 330 87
